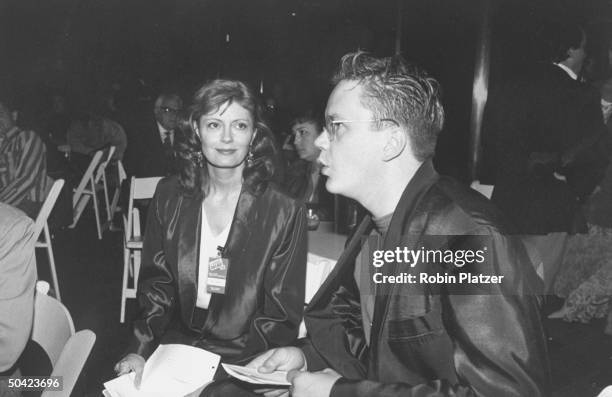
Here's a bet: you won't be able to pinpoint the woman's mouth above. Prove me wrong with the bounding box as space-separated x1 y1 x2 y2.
216 149 237 155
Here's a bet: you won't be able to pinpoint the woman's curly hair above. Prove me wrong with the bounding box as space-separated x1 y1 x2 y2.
175 79 279 196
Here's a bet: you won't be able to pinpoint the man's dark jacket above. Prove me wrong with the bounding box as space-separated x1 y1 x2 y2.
482 63 609 234
301 160 550 396
123 105 181 178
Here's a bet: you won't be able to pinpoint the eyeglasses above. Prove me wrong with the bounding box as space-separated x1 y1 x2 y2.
324 118 398 141
157 106 179 114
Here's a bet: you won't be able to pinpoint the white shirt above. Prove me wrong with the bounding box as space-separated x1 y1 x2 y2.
157 122 173 145
196 208 232 309
554 63 578 81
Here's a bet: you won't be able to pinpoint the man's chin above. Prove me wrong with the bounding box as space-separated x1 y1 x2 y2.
324 178 340 195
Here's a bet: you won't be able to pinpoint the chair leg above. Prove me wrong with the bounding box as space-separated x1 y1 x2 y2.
120 246 130 323
133 249 142 288
102 172 112 222
91 176 102 239
44 223 61 302
110 187 121 215
70 193 91 229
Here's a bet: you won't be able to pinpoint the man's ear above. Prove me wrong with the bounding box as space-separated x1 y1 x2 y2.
382 128 407 161
10 111 18 123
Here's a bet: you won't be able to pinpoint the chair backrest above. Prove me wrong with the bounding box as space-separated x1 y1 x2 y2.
72 150 104 207
32 287 96 397
125 176 162 241
469 180 494 199
131 176 162 200
598 386 612 397
34 179 65 239
31 291 75 366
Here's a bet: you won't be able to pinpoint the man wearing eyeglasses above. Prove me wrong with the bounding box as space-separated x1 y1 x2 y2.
247 52 549 397
124 93 183 178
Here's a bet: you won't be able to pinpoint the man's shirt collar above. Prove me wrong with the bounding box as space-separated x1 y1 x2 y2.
389 159 438 221
554 63 578 80
157 122 172 142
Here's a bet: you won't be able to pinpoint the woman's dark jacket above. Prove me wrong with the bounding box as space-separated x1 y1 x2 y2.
127 176 307 364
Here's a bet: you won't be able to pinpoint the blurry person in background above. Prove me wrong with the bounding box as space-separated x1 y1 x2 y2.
0 97 52 219
124 93 184 178
283 113 334 222
549 78 612 333
483 21 609 293
0 203 37 397
114 79 307 396
67 111 127 161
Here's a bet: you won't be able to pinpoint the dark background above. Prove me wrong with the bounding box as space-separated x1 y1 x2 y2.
5 2 612 395
1 0 611 180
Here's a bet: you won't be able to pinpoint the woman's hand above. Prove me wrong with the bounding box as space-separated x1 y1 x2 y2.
114 353 146 388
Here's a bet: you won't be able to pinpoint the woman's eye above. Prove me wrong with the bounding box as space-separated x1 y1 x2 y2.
206 121 220 129
235 122 249 130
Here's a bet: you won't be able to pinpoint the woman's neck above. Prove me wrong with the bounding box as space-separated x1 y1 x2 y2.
206 166 243 197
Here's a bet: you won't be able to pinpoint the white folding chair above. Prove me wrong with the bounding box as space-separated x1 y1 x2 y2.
34 179 65 301
470 180 494 199
69 151 104 239
95 146 116 224
109 159 127 218
32 284 96 397
120 176 162 323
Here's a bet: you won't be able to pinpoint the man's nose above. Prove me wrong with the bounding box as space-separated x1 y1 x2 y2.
315 130 330 150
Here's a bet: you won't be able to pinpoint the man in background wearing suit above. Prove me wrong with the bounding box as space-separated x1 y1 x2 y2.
483 22 609 292
124 93 183 178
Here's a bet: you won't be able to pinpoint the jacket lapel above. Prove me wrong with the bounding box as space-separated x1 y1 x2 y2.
201 187 255 332
369 162 438 376
177 186 257 331
176 193 203 329
306 215 373 311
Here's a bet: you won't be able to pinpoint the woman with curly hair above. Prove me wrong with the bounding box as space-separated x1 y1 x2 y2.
114 79 307 395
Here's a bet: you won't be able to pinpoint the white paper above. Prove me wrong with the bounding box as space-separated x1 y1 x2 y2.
104 344 220 397
305 253 336 304
221 363 290 386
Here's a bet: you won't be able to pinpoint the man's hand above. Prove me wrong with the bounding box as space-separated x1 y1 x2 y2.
114 353 145 388
246 347 307 373
287 368 342 397
247 347 307 396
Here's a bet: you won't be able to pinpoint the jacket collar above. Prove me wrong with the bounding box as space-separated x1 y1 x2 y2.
307 160 438 312
176 185 257 329
368 160 439 375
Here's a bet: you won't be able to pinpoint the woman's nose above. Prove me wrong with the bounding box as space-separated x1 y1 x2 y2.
221 125 233 142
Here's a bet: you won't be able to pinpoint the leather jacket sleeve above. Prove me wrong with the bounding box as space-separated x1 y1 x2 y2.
300 278 368 378
229 204 308 364
129 190 177 359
